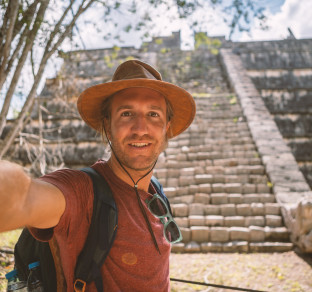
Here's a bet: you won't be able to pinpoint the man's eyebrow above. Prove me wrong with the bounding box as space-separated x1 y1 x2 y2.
116 105 133 112
116 105 165 112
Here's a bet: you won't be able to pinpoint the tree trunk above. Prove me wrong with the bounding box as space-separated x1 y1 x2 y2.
0 0 96 159
0 0 49 136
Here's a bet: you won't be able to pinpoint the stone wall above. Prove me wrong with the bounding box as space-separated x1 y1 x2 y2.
230 39 312 188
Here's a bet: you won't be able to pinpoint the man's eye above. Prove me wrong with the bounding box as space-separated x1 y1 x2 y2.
121 112 131 117
149 112 159 117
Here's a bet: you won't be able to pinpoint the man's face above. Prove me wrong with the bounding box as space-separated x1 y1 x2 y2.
107 87 170 173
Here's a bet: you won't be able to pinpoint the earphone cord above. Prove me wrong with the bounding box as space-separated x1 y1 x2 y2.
103 125 161 254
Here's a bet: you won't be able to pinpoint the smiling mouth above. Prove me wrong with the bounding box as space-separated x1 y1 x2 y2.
130 142 150 148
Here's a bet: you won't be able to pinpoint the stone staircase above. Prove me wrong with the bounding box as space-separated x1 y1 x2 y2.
154 94 293 252
7 33 312 252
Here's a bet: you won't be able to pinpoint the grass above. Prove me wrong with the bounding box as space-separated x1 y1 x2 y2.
0 229 22 291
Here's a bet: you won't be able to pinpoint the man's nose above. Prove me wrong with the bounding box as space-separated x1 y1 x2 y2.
131 114 148 134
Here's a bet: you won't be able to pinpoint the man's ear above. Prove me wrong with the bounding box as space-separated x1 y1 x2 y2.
166 121 171 132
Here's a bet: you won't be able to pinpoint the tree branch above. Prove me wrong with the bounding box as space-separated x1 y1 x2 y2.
0 0 49 137
0 0 19 84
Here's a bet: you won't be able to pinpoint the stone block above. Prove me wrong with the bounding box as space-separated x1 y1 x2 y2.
236 204 252 216
198 184 212 193
213 174 225 183
191 226 210 242
245 216 265 227
251 203 265 215
228 194 243 204
179 176 195 187
188 185 199 194
174 217 189 228
265 227 290 241
163 187 177 198
205 215 224 226
195 174 213 184
249 226 265 242
194 193 210 204
221 204 236 216
223 241 249 253
180 167 195 176
224 216 245 227
189 215 205 226
189 203 205 215
265 215 283 227
180 227 191 243
250 165 265 175
176 187 188 196
243 194 261 203
210 227 230 242
265 203 281 215
225 183 242 193
211 193 228 204
204 205 220 215
257 184 271 193
225 175 239 183
171 243 185 253
230 227 250 241
212 183 225 193
154 169 168 179
242 184 256 194
167 178 179 187
206 166 224 175
194 166 205 175
168 169 180 177
179 195 194 204
157 178 166 186
249 242 293 252
184 241 201 252
260 194 276 203
201 242 223 252
172 204 188 217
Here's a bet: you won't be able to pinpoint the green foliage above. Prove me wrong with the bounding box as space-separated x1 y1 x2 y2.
160 47 171 54
194 32 222 54
155 38 163 45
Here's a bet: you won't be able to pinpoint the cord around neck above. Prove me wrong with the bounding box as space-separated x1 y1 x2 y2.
103 125 161 254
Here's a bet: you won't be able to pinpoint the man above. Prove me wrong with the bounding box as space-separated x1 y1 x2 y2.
0 60 196 291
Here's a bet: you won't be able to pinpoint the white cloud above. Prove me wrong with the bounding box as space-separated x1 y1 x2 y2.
239 0 312 41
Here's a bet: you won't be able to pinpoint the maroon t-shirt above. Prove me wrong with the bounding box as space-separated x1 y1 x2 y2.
31 160 171 291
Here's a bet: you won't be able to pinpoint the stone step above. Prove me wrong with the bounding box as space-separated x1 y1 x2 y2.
171 241 293 253
161 180 271 193
176 215 284 228
171 202 280 216
178 226 289 243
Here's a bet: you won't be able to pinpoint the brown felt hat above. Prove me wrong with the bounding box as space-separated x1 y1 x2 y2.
77 59 196 138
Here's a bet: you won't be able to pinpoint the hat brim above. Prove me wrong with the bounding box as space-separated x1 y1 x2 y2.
77 79 196 138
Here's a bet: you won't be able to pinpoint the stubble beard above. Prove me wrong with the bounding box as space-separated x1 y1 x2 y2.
109 134 168 172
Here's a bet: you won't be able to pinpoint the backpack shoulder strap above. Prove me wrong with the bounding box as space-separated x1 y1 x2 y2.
151 176 172 216
74 167 118 292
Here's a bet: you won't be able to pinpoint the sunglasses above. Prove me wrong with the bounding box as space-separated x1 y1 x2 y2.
145 193 182 244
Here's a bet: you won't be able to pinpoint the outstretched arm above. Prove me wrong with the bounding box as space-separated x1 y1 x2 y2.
0 160 65 233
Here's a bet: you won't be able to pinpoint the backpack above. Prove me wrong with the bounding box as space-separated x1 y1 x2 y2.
13 167 171 292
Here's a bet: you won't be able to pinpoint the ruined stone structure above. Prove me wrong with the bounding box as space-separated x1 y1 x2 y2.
5 31 312 253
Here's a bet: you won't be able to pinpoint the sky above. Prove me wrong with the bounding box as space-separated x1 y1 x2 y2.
71 0 312 51
3 0 312 118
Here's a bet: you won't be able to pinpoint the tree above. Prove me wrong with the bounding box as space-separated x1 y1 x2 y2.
0 0 266 160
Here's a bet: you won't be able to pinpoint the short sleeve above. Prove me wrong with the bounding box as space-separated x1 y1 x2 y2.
29 169 94 242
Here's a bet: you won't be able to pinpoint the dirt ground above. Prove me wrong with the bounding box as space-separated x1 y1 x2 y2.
169 252 312 292
1 230 312 291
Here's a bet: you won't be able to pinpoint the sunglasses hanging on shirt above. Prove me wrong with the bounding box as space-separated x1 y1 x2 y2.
145 193 182 244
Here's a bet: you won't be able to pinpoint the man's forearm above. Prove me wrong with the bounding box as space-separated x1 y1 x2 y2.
0 160 31 232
